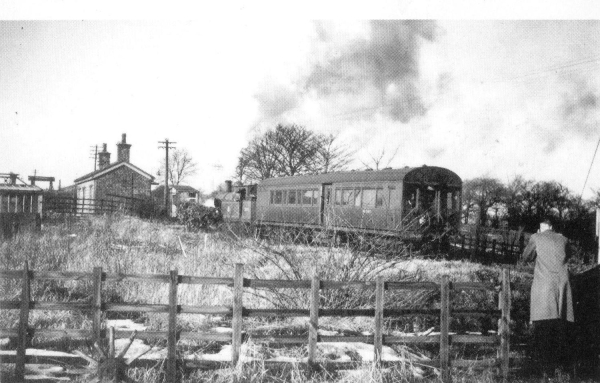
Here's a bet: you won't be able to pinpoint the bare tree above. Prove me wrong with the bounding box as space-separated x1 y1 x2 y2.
236 124 352 183
160 148 198 186
316 134 354 173
360 145 400 170
462 177 506 226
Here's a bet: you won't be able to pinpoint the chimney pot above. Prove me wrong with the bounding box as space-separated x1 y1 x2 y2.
117 133 131 163
98 143 111 170
225 180 233 193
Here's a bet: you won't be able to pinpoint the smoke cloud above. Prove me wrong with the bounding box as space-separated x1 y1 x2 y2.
561 79 599 139
252 21 438 125
305 20 436 123
254 82 300 120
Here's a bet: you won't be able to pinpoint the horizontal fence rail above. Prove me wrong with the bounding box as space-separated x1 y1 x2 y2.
43 194 152 218
450 233 525 264
0 263 512 383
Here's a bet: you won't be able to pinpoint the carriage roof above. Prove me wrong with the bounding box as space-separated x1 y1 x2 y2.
258 166 462 188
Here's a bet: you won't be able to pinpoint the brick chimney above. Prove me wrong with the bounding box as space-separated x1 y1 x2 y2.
98 143 111 170
117 133 131 163
9 173 18 185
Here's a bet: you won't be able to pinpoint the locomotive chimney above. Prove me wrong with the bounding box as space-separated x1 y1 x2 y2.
98 143 111 170
225 180 233 193
117 133 131 163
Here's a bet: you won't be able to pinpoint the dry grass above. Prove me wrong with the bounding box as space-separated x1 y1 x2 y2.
0 214 570 382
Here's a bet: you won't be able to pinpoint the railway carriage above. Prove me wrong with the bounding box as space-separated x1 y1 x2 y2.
218 165 462 242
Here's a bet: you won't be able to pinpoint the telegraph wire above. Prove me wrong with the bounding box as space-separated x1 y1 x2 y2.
580 133 600 199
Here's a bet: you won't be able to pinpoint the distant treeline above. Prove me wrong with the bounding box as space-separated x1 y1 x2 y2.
462 176 598 253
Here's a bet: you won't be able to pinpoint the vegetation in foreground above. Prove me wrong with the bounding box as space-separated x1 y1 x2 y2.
0 215 596 382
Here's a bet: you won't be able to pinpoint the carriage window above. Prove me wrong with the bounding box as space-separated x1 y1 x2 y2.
274 190 283 204
363 188 384 208
334 189 342 205
454 192 461 212
302 190 312 205
389 187 399 208
447 192 452 214
288 190 297 205
354 189 362 207
362 189 376 208
270 191 274 204
375 188 384 207
341 189 354 206
282 191 288 205
312 189 320 205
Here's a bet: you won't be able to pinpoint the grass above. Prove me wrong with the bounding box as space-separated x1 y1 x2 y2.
0 214 596 382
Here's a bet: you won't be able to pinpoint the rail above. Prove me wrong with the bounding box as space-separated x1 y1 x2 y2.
0 263 512 383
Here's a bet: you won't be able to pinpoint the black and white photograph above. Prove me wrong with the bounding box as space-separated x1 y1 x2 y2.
1 2 600 382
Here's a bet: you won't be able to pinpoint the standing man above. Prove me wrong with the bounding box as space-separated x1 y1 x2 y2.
522 216 574 376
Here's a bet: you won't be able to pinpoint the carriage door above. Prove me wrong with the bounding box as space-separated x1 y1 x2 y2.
320 184 332 226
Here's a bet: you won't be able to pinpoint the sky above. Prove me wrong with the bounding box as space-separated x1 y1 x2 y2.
1 10 600 197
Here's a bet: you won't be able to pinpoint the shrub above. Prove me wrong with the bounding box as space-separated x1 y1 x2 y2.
176 201 222 231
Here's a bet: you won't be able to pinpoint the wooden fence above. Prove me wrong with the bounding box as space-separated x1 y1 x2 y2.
450 234 525 264
0 263 512 383
43 194 150 217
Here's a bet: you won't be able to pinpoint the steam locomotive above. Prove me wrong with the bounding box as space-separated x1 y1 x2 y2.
215 165 462 245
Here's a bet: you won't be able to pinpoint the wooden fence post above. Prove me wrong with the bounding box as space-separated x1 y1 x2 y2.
232 263 244 366
308 273 320 369
518 235 525 256
108 326 117 380
481 236 487 259
92 267 103 344
440 275 450 383
499 268 511 382
470 235 477 262
374 276 384 365
167 269 179 383
15 261 30 382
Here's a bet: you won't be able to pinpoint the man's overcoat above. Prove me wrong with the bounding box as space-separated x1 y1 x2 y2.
522 230 574 322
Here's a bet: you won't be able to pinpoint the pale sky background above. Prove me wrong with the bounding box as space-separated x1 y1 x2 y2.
1 12 600 197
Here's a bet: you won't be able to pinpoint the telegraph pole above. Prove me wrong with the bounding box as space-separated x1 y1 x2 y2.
158 139 176 217
90 145 99 171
